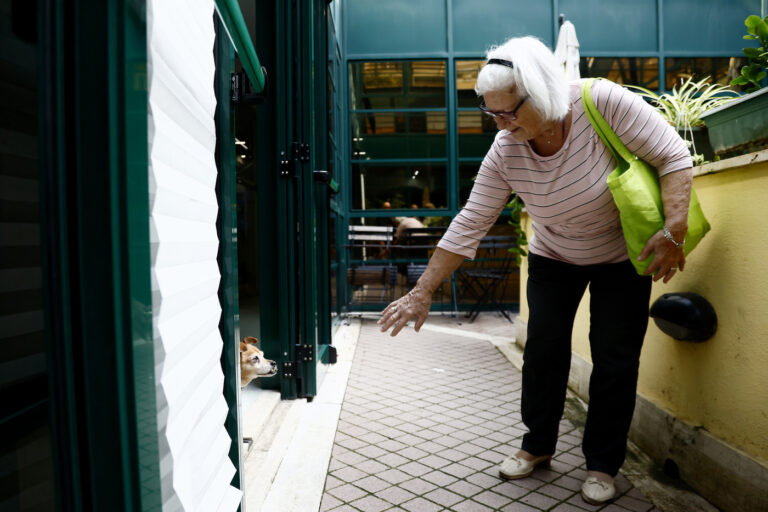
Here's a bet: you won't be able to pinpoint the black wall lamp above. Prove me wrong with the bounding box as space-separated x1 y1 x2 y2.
650 292 717 342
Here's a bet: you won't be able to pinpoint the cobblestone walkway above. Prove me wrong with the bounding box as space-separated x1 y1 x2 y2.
320 319 660 511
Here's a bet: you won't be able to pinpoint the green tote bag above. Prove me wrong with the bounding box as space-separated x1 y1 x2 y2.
581 79 711 276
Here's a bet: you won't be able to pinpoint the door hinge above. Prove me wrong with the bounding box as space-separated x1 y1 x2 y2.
281 344 314 379
231 68 268 104
295 343 314 363
279 142 310 178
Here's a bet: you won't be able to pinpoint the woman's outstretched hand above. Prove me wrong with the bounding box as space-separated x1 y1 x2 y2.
378 286 432 336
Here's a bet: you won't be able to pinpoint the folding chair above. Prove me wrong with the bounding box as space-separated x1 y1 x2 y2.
457 236 517 323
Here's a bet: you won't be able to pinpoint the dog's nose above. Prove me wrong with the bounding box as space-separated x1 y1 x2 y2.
270 361 277 370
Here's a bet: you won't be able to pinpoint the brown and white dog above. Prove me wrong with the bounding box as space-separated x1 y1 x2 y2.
240 336 277 387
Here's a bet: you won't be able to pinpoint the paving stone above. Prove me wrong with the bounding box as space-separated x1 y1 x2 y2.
378 452 410 468
326 504 359 512
491 481 529 500
421 470 458 487
537 482 577 500
400 497 443 512
551 503 593 512
451 499 495 512
453 442 488 456
436 447 471 463
613 494 655 512
332 466 367 483
355 475 390 493
445 479 484 498
419 454 452 469
441 462 476 479
377 468 411 485
319 493 343 511
465 471 504 489
325 475 344 491
376 486 417 506
398 446 429 460
472 490 513 509
357 459 389 475
397 478 438 496
328 483 367 502
335 451 368 466
500 502 541 511
349 495 391 512
602 505 635 512
521 490 561 509
397 461 431 477
423 487 464 507
337 437 369 451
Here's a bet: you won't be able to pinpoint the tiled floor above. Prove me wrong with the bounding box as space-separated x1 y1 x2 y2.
320 318 660 512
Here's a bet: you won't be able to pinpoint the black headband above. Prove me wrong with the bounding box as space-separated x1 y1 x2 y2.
487 58 515 69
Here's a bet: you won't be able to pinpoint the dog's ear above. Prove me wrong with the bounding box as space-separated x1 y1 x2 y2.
243 336 259 345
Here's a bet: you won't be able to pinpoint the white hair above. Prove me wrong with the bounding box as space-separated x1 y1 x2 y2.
475 36 570 122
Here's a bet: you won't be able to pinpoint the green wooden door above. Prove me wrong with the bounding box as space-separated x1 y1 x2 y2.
253 0 331 400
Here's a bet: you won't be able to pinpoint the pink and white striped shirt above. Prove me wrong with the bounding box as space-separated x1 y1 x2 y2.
438 79 692 265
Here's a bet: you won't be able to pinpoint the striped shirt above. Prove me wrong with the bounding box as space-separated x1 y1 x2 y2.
438 79 692 265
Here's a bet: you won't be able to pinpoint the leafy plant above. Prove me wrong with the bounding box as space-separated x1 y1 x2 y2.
731 15 768 93
626 77 738 164
505 194 528 264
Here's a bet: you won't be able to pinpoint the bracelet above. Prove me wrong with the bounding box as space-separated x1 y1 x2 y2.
662 225 684 248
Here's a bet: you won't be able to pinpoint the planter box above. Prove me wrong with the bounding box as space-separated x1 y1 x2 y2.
701 87 768 159
678 126 714 162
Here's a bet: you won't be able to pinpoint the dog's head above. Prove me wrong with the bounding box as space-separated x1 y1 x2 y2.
240 336 277 387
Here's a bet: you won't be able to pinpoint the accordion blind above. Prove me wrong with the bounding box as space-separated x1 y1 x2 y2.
147 0 241 510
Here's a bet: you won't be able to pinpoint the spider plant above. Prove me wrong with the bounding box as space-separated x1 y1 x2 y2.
626 77 739 164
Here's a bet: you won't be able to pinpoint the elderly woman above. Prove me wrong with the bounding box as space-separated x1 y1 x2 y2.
378 36 692 505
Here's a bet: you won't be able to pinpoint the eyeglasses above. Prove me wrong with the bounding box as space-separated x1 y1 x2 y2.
479 95 529 120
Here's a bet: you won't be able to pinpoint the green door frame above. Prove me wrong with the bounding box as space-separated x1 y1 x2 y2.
40 1 161 509
214 15 245 505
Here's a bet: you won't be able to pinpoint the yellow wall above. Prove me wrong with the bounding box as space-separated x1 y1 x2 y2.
519 157 768 463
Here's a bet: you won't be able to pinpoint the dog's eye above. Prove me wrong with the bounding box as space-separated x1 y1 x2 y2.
251 356 260 362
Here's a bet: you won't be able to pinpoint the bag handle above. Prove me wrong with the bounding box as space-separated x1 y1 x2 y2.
580 79 635 170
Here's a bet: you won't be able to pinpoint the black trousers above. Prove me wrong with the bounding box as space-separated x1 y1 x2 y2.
521 253 652 476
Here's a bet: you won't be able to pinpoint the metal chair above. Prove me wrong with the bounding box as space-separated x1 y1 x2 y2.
457 236 518 323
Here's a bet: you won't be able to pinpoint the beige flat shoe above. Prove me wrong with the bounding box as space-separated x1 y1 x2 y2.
581 476 616 504
498 454 551 480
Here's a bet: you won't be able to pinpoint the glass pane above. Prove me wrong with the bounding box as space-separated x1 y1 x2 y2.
351 112 447 160
349 61 446 110
665 57 745 89
351 163 447 211
407 61 446 108
580 57 659 89
456 59 484 107
459 163 480 206
0 0 57 508
457 110 497 158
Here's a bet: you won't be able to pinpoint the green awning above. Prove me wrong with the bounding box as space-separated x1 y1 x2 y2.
215 0 265 93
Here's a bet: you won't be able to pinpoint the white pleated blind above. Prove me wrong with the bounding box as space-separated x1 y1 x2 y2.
147 1 241 510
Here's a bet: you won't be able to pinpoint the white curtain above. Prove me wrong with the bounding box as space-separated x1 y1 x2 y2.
148 0 242 510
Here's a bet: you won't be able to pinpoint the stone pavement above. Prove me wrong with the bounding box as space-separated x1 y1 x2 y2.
319 318 660 512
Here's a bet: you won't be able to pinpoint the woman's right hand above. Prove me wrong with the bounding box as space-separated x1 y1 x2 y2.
378 286 432 336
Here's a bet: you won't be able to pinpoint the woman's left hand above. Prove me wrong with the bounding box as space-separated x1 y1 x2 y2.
638 230 686 283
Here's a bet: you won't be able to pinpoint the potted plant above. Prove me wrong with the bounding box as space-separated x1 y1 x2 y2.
627 77 738 165
700 14 768 159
